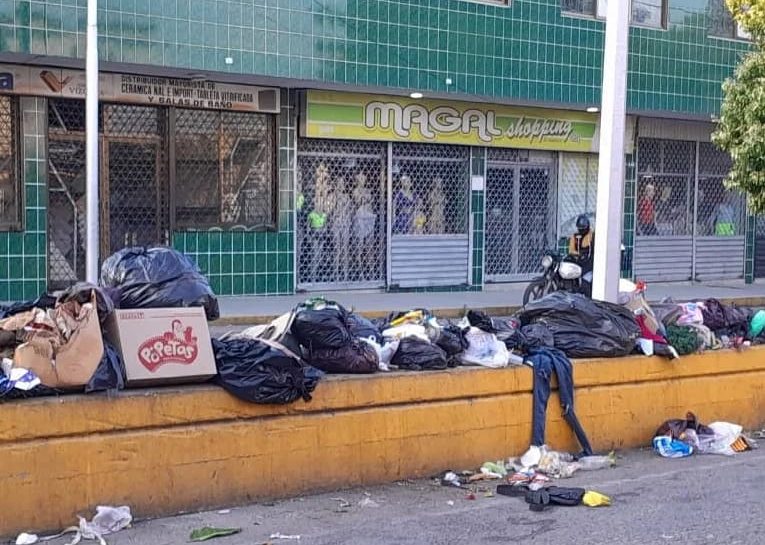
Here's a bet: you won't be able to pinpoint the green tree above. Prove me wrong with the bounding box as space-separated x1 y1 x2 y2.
713 1 765 212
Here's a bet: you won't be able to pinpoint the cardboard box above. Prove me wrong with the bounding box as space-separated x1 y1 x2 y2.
106 307 216 386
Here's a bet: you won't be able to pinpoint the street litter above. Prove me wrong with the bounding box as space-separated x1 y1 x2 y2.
17 506 133 545
440 471 465 488
358 497 380 508
189 527 242 542
653 412 755 458
270 533 301 540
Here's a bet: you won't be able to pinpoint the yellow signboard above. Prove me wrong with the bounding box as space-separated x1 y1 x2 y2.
303 90 600 152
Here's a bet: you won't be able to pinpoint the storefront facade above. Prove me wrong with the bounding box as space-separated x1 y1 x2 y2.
0 0 755 298
296 90 600 290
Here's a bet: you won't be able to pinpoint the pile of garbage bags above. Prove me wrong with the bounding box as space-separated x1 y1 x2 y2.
0 246 221 400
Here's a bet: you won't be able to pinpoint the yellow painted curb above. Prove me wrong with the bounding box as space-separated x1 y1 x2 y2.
2 348 765 536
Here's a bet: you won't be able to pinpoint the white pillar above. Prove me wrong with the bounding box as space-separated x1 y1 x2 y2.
592 0 630 303
85 0 100 283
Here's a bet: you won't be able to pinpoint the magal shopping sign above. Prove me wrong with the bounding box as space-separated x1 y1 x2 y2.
302 90 600 152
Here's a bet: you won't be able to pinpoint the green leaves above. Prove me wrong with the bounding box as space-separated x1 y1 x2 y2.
714 48 765 213
189 527 242 542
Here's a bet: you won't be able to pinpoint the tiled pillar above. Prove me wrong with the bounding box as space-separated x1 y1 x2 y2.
0 97 48 301
621 153 636 279
470 147 485 290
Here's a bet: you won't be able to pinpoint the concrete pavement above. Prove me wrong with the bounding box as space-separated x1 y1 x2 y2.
215 280 765 324
52 447 765 545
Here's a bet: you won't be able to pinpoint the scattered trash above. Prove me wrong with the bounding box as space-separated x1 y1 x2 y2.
441 471 464 488
582 490 612 507
465 492 477 500
446 500 455 506
216 509 232 515
653 436 694 458
269 533 301 540
15 533 39 545
189 527 242 542
358 497 380 508
578 452 617 471
520 446 543 468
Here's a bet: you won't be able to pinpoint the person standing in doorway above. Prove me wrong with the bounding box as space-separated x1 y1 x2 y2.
638 182 658 236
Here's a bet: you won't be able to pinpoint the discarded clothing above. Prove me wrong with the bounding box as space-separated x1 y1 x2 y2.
655 411 715 440
665 325 702 355
527 347 593 456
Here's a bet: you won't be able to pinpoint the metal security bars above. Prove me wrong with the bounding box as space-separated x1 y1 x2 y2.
634 137 746 282
296 139 388 289
0 96 21 230
391 143 469 236
174 110 277 230
485 148 556 282
47 99 278 288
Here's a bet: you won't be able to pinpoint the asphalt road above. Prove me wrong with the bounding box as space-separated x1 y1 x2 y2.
35 447 765 545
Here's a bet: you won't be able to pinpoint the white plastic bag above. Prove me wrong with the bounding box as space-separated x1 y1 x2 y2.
704 422 744 456
460 327 509 368
360 337 399 372
382 323 429 342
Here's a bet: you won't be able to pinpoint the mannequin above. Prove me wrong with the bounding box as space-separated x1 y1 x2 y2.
353 179 377 281
331 176 354 282
428 177 446 234
394 174 415 234
307 162 330 282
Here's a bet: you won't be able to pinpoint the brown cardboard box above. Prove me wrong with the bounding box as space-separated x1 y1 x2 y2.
1 296 104 389
105 307 216 386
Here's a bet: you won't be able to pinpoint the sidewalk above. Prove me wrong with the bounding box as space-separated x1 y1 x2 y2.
216 280 765 324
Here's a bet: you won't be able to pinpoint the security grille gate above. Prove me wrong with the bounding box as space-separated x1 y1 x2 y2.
47 99 276 289
756 217 765 278
485 149 556 282
296 139 387 290
634 138 746 282
390 143 470 288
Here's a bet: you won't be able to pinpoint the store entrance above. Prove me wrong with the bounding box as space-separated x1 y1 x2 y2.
485 150 556 282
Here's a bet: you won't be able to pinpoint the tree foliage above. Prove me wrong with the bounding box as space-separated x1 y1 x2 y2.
712 1 765 213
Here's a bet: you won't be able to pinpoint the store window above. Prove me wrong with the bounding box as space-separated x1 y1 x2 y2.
562 0 667 29
0 96 21 230
708 0 751 40
173 110 277 230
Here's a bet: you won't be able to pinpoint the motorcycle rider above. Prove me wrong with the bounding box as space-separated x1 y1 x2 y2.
568 215 594 295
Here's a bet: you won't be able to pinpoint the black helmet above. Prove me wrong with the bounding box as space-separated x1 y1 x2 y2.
576 215 590 235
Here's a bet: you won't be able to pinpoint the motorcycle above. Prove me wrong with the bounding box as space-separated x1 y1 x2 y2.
523 245 626 305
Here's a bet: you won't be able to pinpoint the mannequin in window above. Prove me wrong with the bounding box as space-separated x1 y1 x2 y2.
353 179 377 281
428 177 446 234
393 174 415 234
306 162 330 282
331 176 354 282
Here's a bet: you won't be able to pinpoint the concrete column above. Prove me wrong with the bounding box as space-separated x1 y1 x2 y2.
592 0 630 302
85 0 100 283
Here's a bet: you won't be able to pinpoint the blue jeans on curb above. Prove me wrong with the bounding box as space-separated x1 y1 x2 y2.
527 347 593 456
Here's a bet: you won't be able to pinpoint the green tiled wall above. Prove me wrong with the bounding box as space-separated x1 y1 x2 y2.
0 0 750 117
172 89 296 296
0 97 47 301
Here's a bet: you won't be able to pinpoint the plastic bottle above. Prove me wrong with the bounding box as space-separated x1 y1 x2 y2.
577 452 617 471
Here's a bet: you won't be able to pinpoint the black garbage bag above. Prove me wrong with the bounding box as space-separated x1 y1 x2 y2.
346 313 383 344
0 293 56 319
391 337 448 371
505 324 555 352
702 298 752 337
213 338 323 404
436 324 468 356
292 303 352 350
309 340 379 374
85 341 126 393
100 247 220 321
467 310 497 333
517 292 640 359
57 282 117 325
